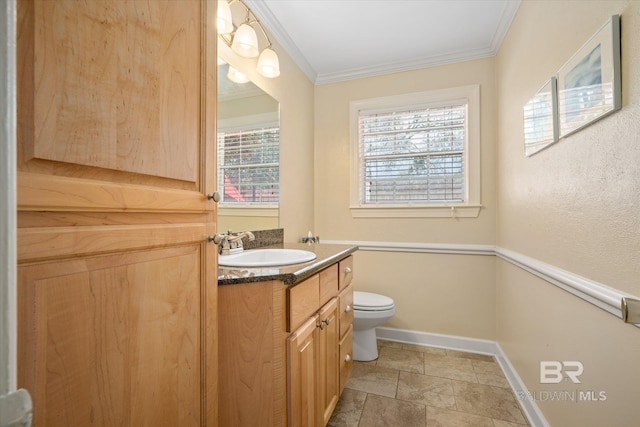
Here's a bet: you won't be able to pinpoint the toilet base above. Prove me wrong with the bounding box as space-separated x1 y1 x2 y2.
353 327 379 361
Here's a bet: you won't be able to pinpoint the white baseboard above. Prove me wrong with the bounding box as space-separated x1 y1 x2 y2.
376 326 549 427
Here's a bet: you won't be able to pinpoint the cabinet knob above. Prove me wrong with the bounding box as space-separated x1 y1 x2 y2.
345 305 352 313
345 354 351 363
323 318 331 326
344 267 352 274
207 192 221 202
316 321 325 330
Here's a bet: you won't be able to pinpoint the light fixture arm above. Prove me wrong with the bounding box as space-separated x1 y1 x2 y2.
221 0 272 49
218 0 280 78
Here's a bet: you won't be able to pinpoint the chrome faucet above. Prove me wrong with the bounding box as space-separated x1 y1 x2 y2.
217 230 255 255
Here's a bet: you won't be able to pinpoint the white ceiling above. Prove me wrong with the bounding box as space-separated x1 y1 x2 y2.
245 0 521 85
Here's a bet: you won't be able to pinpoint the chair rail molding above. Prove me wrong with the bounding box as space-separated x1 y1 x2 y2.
322 239 639 327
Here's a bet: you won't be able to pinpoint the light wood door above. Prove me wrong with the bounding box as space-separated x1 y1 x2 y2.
18 245 213 426
287 316 318 427
16 0 218 425
317 298 339 426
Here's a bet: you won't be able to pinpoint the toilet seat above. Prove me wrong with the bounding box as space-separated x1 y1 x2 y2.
354 291 395 311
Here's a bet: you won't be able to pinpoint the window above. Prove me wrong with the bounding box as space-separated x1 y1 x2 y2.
349 85 481 218
217 125 279 207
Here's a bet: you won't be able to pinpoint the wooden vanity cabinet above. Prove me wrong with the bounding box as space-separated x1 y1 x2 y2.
286 256 355 426
219 255 355 427
287 298 339 427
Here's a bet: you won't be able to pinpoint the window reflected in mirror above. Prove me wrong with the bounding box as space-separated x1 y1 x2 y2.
217 60 280 231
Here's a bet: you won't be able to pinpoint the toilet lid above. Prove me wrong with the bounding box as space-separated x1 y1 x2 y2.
354 291 395 311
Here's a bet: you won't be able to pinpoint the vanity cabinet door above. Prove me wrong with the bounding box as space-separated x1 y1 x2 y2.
287 297 339 427
287 315 319 427
337 283 354 394
338 283 354 338
338 256 353 291
317 298 339 426
339 326 354 394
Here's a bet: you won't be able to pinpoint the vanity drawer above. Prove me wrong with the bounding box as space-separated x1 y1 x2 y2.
338 256 353 290
288 275 320 332
338 283 353 339
339 325 353 394
319 264 339 306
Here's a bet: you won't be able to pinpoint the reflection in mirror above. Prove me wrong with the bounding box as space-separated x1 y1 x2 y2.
217 60 280 232
523 77 559 156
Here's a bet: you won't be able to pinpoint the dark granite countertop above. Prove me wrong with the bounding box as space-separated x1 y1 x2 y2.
217 243 358 286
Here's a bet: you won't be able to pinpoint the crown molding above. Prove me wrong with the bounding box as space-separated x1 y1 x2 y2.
490 0 521 53
246 0 521 85
243 0 317 84
315 47 497 85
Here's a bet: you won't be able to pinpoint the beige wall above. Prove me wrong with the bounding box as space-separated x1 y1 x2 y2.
496 1 640 425
218 40 315 242
314 59 498 339
221 1 640 422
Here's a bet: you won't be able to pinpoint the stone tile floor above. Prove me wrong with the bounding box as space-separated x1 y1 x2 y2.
328 340 530 427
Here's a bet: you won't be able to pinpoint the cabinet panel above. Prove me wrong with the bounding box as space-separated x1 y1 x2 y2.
25 0 200 182
218 280 286 427
288 275 319 332
18 245 207 426
317 298 339 426
339 326 353 394
319 265 338 306
338 283 354 339
338 256 353 291
287 316 318 427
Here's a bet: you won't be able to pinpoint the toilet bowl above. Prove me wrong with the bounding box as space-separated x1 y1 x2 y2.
352 291 396 361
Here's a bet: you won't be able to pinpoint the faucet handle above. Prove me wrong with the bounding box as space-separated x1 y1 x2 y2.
209 234 226 244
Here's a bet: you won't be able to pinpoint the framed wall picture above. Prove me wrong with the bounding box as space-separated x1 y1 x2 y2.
523 77 559 156
557 15 621 138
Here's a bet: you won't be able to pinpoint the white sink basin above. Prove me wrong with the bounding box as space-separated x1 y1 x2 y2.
219 249 317 268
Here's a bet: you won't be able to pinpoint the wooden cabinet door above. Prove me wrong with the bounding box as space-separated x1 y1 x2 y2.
18 245 215 426
317 298 339 426
16 0 218 425
287 316 318 427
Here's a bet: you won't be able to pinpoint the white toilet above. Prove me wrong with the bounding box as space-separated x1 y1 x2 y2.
352 291 396 361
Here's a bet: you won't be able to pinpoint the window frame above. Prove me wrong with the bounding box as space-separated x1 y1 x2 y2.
349 85 481 218
217 112 280 210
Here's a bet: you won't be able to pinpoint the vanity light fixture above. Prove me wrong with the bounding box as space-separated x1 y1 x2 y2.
227 66 250 84
217 0 280 79
217 0 234 35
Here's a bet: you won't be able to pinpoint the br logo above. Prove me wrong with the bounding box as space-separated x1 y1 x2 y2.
540 361 584 384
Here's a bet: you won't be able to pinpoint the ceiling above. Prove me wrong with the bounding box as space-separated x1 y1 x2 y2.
245 0 521 85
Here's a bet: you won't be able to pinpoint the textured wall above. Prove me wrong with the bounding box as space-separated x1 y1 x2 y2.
496 1 640 425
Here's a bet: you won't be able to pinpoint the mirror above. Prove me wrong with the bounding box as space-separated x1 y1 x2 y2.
217 61 280 232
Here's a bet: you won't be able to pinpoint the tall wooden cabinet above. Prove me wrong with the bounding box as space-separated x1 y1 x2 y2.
16 1 218 425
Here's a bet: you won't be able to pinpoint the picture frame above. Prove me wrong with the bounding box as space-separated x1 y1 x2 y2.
523 77 559 156
557 15 621 138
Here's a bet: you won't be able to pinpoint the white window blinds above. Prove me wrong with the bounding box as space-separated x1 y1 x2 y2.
357 103 467 205
217 126 279 205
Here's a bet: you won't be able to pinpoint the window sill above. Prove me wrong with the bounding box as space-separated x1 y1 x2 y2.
219 206 278 218
350 205 482 218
